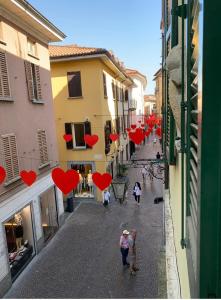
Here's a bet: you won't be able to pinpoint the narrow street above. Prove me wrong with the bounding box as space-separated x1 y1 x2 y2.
5 136 165 299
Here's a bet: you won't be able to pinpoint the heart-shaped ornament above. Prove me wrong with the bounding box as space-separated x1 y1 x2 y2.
131 124 136 130
84 134 99 147
63 134 73 142
20 170 37 186
126 128 131 132
129 128 145 144
145 130 151 137
0 166 6 184
92 172 112 191
141 123 145 128
52 168 80 195
109 133 119 142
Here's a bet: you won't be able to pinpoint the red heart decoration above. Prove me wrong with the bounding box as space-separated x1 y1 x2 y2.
20 170 37 186
52 168 80 195
129 128 145 144
126 128 131 132
156 127 162 137
109 133 119 142
141 123 145 128
92 172 112 191
84 134 99 147
145 130 151 137
131 124 136 130
63 134 72 142
0 166 6 184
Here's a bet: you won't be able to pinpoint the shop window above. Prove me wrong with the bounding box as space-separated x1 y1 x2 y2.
67 71 82 98
40 187 58 242
71 163 94 198
4 205 35 280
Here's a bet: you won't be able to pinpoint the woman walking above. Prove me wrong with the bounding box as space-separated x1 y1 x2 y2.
133 182 142 205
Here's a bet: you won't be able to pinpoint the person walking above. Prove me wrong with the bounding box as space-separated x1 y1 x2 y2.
133 182 142 205
156 151 161 160
102 189 110 208
119 230 130 267
141 166 148 182
129 229 139 275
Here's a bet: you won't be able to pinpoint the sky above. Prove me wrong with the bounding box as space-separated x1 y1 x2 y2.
29 0 162 94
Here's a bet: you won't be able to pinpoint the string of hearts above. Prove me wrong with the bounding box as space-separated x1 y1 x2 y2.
0 166 112 195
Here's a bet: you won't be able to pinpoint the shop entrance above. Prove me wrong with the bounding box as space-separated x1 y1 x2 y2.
4 204 35 280
40 187 58 242
71 163 95 198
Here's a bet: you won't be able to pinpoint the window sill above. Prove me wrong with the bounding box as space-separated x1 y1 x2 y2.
72 147 87 151
38 162 50 170
0 40 7 46
4 176 21 187
28 53 39 60
0 97 14 102
32 99 45 104
67 96 83 100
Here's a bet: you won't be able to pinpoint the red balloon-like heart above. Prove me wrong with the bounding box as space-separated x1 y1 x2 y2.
141 123 145 128
129 128 145 144
145 130 151 137
92 172 112 191
131 124 136 130
109 133 119 142
52 168 80 195
84 134 99 147
0 166 6 184
63 134 73 142
20 170 37 186
126 128 131 132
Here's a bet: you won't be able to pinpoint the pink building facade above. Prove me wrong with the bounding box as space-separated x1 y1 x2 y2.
0 1 65 296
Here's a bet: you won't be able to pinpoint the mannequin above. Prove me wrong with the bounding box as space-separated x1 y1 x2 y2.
77 170 83 194
14 213 23 250
87 170 93 195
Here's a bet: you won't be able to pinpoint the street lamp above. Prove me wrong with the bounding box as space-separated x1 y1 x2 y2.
111 176 129 204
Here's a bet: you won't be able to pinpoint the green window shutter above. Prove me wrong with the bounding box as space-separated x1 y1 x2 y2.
186 0 200 285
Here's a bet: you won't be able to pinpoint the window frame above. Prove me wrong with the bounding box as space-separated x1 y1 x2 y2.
67 71 83 98
72 123 86 149
103 72 107 98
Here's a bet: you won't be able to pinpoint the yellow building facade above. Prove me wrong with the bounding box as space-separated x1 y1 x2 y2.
50 45 133 202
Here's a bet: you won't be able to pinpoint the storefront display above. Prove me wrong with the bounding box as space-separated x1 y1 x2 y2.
40 187 58 242
71 163 95 198
4 205 35 280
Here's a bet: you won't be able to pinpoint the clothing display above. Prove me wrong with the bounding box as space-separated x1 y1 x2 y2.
71 164 94 198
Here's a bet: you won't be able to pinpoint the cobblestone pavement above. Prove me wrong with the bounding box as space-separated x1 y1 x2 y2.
5 136 164 299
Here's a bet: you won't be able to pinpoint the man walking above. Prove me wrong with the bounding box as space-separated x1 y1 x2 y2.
119 230 130 267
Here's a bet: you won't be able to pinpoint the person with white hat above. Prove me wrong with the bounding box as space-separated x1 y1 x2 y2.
119 230 130 267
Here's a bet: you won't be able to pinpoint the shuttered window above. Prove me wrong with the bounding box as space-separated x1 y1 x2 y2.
67 71 82 98
1 134 19 183
72 123 86 149
112 81 116 99
0 51 11 101
37 130 49 167
103 73 107 98
186 0 200 279
125 90 128 101
24 61 42 102
104 121 111 155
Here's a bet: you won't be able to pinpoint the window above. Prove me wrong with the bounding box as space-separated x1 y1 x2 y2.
27 39 37 57
121 88 124 102
67 71 82 98
64 121 92 150
24 61 42 102
112 80 116 99
72 123 86 149
115 117 120 134
37 130 49 167
1 134 20 183
0 51 11 101
104 121 111 155
103 72 107 98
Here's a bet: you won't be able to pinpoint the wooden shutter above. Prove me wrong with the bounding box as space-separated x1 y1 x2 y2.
103 73 107 97
2 134 19 182
104 121 111 155
35 65 42 100
64 123 73 149
24 60 34 101
84 121 92 149
186 0 200 279
0 51 10 99
125 90 128 101
67 71 82 97
112 81 116 99
37 130 49 166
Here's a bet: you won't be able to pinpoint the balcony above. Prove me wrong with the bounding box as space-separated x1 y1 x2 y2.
128 99 137 111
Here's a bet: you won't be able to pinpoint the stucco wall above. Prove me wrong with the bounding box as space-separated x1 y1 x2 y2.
169 154 190 298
